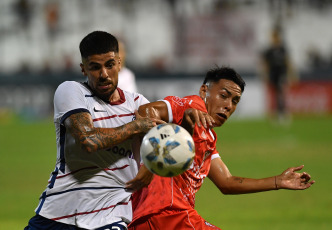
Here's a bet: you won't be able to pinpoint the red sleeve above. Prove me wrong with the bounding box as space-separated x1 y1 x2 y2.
164 96 190 125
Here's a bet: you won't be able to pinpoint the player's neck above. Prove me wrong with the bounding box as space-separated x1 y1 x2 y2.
109 88 121 103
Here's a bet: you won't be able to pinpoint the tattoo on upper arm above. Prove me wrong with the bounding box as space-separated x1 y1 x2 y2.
65 113 100 151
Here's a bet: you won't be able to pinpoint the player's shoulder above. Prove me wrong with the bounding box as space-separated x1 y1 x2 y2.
183 95 205 108
121 88 139 99
164 95 203 108
121 88 149 105
55 81 89 97
183 95 202 102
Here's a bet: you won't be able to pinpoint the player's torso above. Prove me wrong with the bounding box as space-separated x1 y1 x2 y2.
172 126 216 208
55 83 140 181
37 82 146 228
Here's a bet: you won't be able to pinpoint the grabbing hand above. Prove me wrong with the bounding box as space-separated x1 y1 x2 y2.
134 110 166 134
182 108 215 130
276 165 315 190
125 164 154 191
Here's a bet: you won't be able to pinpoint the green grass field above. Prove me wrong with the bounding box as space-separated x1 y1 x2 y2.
1 115 331 229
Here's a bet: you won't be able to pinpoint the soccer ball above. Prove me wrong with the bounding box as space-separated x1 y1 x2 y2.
140 123 195 177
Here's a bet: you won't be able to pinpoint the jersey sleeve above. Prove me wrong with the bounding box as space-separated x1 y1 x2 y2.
54 81 89 125
210 129 220 160
162 96 190 124
211 152 221 160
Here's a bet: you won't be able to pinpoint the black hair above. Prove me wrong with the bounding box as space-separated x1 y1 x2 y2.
203 66 246 92
79 31 119 59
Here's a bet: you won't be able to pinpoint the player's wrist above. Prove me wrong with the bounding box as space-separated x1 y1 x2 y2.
274 176 279 190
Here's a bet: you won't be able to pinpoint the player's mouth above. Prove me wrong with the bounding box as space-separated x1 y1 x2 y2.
98 83 112 90
216 113 227 121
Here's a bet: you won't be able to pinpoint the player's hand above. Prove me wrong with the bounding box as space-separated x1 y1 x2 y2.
276 165 315 190
125 164 154 191
134 110 166 133
183 108 215 129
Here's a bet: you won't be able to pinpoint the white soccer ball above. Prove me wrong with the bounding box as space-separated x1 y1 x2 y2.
140 123 195 177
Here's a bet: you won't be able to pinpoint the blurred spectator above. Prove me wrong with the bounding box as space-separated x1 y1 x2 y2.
260 24 298 124
117 40 138 93
63 54 74 72
45 2 59 38
13 0 32 30
306 46 327 70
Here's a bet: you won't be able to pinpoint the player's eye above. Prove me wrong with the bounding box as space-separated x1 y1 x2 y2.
105 61 115 69
89 64 100 71
106 64 114 69
220 94 227 99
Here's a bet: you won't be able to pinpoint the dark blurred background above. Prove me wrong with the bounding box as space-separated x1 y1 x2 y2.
1 0 332 121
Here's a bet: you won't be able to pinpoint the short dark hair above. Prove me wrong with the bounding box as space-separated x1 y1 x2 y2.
203 66 246 92
79 31 119 59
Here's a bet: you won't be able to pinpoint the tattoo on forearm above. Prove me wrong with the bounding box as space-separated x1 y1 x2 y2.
234 177 244 184
66 113 135 152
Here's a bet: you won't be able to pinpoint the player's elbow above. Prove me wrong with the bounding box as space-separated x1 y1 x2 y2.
79 136 100 153
81 144 97 153
215 180 237 195
218 186 234 195
80 143 96 153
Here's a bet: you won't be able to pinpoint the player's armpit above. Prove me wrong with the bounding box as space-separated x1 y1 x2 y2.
138 101 169 122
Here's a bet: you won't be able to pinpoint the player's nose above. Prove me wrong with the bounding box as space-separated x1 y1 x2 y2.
100 67 108 79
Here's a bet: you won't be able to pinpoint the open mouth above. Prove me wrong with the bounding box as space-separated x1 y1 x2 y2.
217 113 227 120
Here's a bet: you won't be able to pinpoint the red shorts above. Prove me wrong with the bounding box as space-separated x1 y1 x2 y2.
128 209 221 230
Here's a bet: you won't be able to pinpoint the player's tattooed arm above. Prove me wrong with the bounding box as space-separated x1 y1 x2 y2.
209 157 315 194
233 177 244 184
64 111 163 153
209 157 279 194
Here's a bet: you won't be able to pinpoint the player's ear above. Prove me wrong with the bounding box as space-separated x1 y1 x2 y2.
80 63 87 76
118 57 122 71
199 84 208 100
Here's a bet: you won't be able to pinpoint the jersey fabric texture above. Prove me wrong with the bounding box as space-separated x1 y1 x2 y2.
33 81 148 229
129 95 221 229
129 209 221 230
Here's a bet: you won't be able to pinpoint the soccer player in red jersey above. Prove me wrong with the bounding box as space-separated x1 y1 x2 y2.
127 67 315 230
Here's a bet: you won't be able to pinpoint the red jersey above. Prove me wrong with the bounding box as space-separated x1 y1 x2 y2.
131 95 219 223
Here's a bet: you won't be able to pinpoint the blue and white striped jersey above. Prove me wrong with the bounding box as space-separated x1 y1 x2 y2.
35 81 149 229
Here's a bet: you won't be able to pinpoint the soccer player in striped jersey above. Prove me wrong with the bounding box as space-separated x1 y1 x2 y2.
128 67 315 230
24 31 164 230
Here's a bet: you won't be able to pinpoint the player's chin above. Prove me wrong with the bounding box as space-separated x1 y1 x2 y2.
214 116 227 127
98 89 115 100
214 120 224 127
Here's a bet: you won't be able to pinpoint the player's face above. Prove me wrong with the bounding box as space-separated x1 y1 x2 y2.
200 79 242 127
80 52 121 102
